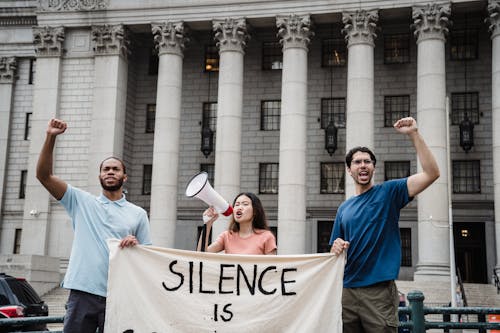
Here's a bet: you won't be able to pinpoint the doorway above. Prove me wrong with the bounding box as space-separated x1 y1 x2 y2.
453 222 487 283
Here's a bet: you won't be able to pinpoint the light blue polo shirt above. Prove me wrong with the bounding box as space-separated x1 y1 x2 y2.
59 184 152 297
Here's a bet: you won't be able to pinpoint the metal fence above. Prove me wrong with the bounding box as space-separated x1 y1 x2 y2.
1 290 500 332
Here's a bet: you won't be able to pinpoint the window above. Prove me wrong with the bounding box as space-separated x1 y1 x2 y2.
453 160 480 193
13 229 22 254
400 228 412 267
384 95 410 127
451 92 479 125
262 42 282 70
261 100 281 131
384 34 410 64
19 170 27 199
320 163 345 194
142 165 152 195
205 44 219 72
24 113 32 140
148 48 159 75
146 104 156 133
200 163 215 185
321 98 346 128
384 161 410 181
259 163 279 194
322 38 347 67
28 59 35 84
202 102 218 132
450 29 478 60
317 221 333 253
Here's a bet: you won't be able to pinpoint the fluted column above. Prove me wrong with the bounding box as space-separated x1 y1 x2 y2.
412 3 451 281
276 14 313 254
211 18 249 239
487 0 500 274
149 22 188 247
342 9 378 198
87 24 130 195
21 26 64 255
0 57 17 229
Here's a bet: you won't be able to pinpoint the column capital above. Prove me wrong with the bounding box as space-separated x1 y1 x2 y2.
33 26 65 57
342 10 378 47
412 3 451 43
276 14 314 51
92 24 130 58
486 0 500 39
213 18 249 53
151 21 189 57
0 57 17 84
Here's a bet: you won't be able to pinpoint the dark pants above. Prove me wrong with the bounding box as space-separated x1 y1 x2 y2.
342 280 399 333
64 289 106 333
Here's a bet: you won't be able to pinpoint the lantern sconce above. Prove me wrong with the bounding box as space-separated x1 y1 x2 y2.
325 120 338 156
459 113 474 152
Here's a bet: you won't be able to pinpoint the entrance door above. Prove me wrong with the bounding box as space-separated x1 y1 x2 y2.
453 222 487 283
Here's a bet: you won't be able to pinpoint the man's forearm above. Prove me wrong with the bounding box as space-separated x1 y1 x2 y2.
36 134 56 182
409 130 440 179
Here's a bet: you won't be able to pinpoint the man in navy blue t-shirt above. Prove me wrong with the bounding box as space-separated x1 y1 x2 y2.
330 117 440 333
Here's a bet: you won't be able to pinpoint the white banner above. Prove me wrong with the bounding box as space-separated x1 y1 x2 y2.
105 239 345 333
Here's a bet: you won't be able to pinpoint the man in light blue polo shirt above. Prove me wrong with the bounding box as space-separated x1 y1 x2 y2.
36 118 152 333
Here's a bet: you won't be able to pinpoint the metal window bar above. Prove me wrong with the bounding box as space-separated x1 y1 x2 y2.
202 102 218 132
451 92 479 124
321 98 346 129
320 162 345 194
261 100 281 130
384 161 410 181
259 163 279 194
384 96 410 127
142 164 152 195
321 38 347 67
384 33 410 64
400 227 412 267
452 160 481 193
450 29 478 60
146 104 156 133
262 42 283 70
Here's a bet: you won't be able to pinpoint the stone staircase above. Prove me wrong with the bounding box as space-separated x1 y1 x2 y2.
396 280 500 307
41 286 68 331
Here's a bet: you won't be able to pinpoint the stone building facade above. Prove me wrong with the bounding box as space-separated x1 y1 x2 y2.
0 0 499 292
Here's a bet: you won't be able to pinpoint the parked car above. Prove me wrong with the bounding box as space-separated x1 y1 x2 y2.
0 273 48 332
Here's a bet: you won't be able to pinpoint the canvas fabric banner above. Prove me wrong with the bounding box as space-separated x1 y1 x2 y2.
105 239 345 333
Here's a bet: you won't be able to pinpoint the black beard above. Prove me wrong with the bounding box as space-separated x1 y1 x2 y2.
100 178 124 192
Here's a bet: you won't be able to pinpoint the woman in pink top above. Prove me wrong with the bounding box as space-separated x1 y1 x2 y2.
197 192 277 255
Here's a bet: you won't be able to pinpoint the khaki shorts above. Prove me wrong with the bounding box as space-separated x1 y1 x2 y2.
342 280 399 333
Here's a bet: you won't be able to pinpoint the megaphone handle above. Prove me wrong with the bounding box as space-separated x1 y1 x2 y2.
200 224 207 252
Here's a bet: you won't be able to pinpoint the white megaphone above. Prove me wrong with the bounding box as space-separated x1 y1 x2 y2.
185 172 233 218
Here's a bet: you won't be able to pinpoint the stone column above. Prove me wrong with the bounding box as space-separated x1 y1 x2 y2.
342 9 378 198
149 22 188 247
412 3 451 281
211 18 249 238
0 57 17 227
21 26 64 255
276 14 313 254
87 24 130 195
487 0 500 274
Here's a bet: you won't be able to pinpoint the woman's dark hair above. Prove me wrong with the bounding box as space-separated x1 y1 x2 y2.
345 146 377 168
228 192 270 233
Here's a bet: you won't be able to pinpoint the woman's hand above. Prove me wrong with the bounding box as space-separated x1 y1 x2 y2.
203 206 219 225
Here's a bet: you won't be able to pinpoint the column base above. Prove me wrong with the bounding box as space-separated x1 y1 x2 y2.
0 254 61 295
413 263 451 282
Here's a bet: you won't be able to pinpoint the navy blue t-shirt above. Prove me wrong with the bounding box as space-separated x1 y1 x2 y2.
329 178 412 288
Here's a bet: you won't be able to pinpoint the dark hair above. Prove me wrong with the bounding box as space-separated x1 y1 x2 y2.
228 192 270 233
99 156 127 174
345 146 377 168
